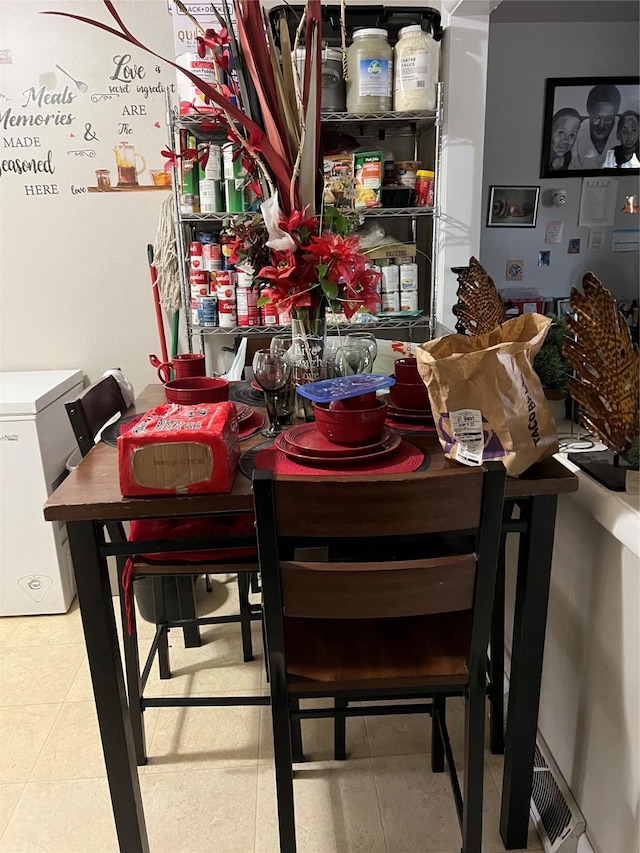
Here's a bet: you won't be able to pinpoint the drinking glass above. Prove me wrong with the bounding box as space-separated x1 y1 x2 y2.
252 349 292 437
334 342 372 376
269 335 295 426
346 332 377 372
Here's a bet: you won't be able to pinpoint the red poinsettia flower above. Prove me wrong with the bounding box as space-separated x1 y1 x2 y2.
196 27 231 59
160 148 180 171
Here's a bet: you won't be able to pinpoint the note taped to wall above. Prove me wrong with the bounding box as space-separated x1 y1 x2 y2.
612 229 639 252
578 178 617 227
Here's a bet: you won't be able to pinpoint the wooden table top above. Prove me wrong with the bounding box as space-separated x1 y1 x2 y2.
43 384 578 523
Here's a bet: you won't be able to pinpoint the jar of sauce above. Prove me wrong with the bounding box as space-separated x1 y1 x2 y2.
414 169 435 206
346 28 393 113
393 24 439 112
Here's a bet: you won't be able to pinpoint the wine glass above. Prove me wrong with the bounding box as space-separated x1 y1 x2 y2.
346 332 377 372
334 342 372 377
252 349 292 437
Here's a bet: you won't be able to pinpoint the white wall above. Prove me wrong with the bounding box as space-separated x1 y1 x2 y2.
0 1 176 393
480 22 639 302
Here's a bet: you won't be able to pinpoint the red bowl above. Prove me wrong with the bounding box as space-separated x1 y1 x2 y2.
389 380 430 411
314 399 387 445
393 357 422 384
328 392 377 411
164 376 229 404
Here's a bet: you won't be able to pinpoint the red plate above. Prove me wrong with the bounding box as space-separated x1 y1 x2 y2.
275 429 401 466
234 402 254 424
283 423 393 458
387 404 434 422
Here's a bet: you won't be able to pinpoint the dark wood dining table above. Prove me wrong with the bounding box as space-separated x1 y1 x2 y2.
43 382 578 853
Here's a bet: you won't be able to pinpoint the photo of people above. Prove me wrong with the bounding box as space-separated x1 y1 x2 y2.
540 77 640 177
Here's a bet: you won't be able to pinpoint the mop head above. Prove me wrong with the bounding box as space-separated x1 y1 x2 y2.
153 193 182 314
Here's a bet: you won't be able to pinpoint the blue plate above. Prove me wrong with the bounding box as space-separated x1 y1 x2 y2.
296 374 395 403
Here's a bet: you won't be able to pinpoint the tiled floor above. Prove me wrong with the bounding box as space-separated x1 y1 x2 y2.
0 578 543 852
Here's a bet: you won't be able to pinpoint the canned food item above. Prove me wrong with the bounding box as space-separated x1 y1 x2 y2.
203 144 222 180
380 291 400 313
189 242 204 270
199 179 224 213
381 263 400 292
224 178 245 213
395 160 421 188
399 262 419 290
278 306 292 325
260 300 279 325
189 269 209 296
218 293 237 327
211 270 235 294
236 267 254 288
400 290 419 312
196 295 218 326
202 242 222 272
236 286 260 326
414 170 434 207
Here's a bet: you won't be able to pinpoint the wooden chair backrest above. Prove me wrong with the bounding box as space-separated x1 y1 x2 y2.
65 375 127 457
253 465 505 626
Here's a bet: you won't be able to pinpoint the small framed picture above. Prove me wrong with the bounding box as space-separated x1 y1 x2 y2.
487 186 540 227
556 297 573 317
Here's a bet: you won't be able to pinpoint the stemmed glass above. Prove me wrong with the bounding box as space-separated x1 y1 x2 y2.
334 342 372 376
252 349 292 437
346 332 377 372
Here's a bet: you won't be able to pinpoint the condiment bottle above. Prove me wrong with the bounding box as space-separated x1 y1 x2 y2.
414 169 435 207
393 24 439 112
346 28 393 113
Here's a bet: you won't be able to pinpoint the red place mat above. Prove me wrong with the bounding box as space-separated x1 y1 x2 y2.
253 440 425 476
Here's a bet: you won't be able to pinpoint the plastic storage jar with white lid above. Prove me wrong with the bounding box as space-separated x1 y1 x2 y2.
346 28 393 113
393 24 439 111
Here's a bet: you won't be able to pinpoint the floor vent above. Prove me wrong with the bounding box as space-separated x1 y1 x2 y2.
502 686 585 853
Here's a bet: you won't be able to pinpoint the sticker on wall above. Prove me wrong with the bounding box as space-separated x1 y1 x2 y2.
505 259 524 281
538 251 550 267
587 229 605 250
0 49 13 65
567 239 581 254
545 221 563 243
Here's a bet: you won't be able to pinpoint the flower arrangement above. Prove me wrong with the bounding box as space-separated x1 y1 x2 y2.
45 0 381 342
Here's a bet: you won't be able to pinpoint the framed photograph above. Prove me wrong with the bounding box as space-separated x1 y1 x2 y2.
487 186 540 227
556 298 573 317
540 76 640 178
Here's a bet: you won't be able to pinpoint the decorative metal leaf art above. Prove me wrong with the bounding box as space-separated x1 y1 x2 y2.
563 272 639 454
452 257 507 336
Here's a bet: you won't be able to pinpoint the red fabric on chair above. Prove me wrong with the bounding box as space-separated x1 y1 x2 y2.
121 514 257 634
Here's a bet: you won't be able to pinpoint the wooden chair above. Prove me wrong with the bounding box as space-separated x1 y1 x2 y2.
252 462 506 853
65 375 262 764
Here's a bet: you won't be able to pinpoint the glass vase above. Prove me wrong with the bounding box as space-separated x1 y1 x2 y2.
290 313 327 420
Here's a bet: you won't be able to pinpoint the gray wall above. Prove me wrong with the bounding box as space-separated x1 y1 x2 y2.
480 21 639 304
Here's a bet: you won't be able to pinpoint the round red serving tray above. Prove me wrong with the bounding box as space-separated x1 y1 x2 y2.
275 429 401 465
283 423 393 458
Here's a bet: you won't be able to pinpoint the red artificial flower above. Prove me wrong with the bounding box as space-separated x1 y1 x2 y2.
160 148 180 171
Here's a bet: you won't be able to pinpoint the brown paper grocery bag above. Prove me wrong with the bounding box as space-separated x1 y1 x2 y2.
416 314 559 476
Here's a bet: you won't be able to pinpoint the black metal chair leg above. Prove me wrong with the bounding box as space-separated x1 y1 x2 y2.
116 556 147 766
290 698 304 763
151 578 171 680
490 505 511 754
175 576 201 648
462 676 486 853
431 695 445 772
334 698 347 761
271 687 297 853
237 573 254 662
250 572 260 594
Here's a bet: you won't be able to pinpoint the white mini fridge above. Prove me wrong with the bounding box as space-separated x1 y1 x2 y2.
0 370 83 615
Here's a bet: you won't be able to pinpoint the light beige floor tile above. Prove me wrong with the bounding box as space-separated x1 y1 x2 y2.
29 701 105 781
0 705 61 783
0 620 22 648
0 645 85 707
162 622 264 696
5 600 84 647
0 778 118 851
255 759 386 853
0 785 24 838
141 765 257 853
259 697 368 764
144 692 261 773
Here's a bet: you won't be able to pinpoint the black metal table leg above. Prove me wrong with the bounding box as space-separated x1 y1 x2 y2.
489 501 513 755
67 521 149 853
500 495 558 849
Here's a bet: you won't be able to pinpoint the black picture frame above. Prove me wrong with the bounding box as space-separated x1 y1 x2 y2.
540 76 640 178
486 186 539 228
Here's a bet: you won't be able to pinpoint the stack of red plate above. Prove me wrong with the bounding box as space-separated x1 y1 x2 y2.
386 402 435 426
275 423 401 466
